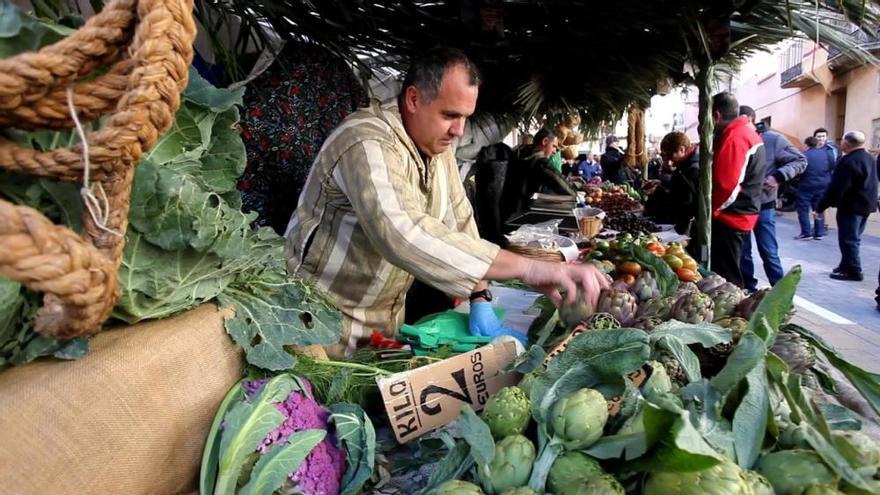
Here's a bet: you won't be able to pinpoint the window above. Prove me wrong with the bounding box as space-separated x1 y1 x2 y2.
872 118 880 151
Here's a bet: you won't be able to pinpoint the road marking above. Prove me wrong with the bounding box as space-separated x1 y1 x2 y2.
793 295 855 325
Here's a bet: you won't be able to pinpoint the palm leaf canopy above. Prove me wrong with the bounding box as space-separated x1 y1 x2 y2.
197 0 880 127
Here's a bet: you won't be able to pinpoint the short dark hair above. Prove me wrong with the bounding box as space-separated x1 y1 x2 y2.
660 131 691 156
712 92 740 121
533 128 554 144
813 127 828 136
605 135 618 147
804 136 818 148
739 105 756 119
400 47 481 102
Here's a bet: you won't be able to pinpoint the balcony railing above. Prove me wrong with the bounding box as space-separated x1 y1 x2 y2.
780 63 804 86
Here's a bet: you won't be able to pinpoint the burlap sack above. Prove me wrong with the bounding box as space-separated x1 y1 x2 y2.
0 304 244 494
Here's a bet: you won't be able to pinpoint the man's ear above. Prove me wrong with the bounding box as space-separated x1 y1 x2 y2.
403 86 420 114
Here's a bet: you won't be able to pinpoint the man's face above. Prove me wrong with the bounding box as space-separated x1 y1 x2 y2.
840 139 851 154
712 111 723 125
814 131 828 147
669 145 688 163
540 136 559 157
401 64 478 157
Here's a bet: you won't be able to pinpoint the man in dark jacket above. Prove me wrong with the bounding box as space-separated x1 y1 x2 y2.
710 93 767 287
796 136 835 240
818 131 878 282
501 128 576 222
645 131 700 236
738 106 807 292
601 135 628 184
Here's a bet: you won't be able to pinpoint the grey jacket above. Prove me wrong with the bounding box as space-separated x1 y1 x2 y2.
757 125 807 206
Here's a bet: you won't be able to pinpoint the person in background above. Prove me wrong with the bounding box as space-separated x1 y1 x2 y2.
560 145 578 176
601 135 627 184
738 106 806 293
817 131 878 282
795 136 835 240
504 127 578 216
814 127 839 162
647 151 663 180
644 131 700 237
576 152 601 180
710 93 767 287
549 128 566 174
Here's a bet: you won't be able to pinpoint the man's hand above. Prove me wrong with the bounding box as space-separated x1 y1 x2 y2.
469 302 527 344
521 260 610 308
763 176 779 189
642 179 661 195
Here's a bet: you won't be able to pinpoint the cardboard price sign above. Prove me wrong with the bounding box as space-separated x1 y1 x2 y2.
377 340 520 443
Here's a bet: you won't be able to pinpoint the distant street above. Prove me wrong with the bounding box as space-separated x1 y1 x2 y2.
751 210 880 371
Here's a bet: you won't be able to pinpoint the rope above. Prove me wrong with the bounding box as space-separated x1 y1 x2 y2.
0 0 196 338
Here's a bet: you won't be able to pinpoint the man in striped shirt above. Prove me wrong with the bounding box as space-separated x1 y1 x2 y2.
286 48 607 356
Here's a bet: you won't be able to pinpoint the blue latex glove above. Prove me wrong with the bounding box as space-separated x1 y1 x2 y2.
469 302 527 345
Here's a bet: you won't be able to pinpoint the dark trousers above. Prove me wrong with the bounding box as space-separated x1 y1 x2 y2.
796 184 827 237
712 219 748 288
740 207 785 292
836 211 868 275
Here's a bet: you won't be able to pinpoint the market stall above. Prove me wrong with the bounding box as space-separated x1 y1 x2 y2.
2 1 880 495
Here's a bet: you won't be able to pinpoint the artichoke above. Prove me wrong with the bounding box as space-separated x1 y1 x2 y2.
744 471 774 495
675 281 700 298
631 316 663 331
556 473 625 495
559 288 595 328
499 488 540 495
709 282 743 297
429 480 485 495
833 430 880 477
777 422 811 450
636 296 673 320
550 388 609 450
804 486 845 495
712 289 745 320
657 350 687 386
670 291 715 324
633 271 661 302
595 288 638 326
698 274 728 294
483 386 531 440
734 289 769 320
645 460 755 495
756 450 839 495
547 451 603 493
478 434 536 494
517 371 541 397
584 312 621 330
714 317 749 342
770 331 816 374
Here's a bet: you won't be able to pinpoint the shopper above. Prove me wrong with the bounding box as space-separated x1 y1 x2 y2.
817 131 878 282
601 135 627 184
795 136 835 240
576 153 601 180
814 127 839 162
644 131 700 236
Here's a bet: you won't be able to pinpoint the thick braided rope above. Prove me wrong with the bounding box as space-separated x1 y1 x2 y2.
0 0 195 338
0 200 118 339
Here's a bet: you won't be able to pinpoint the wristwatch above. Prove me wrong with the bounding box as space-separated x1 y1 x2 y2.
469 289 493 302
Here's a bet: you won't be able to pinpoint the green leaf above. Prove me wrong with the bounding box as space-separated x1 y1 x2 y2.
649 322 732 348
416 441 474 495
732 361 768 469
185 66 245 112
655 335 702 383
201 383 245 495
241 429 327 495
455 405 495 468
634 396 724 472
52 337 89 360
786 323 880 417
508 344 546 374
680 380 734 459
801 422 873 492
0 277 24 340
817 403 862 431
532 363 600 425
585 432 647 460
630 244 680 297
527 438 563 492
746 266 801 343
199 107 247 193
330 403 376 495
218 280 342 371
215 375 297 494
546 328 651 381
710 332 766 396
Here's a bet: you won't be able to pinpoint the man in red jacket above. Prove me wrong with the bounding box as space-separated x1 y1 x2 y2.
710 92 767 288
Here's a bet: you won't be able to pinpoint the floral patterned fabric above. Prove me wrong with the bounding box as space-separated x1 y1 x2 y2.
237 43 368 233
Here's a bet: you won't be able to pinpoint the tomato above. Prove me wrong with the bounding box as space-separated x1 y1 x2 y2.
681 258 698 272
618 261 643 277
676 268 697 282
646 242 666 256
620 274 636 285
663 254 683 270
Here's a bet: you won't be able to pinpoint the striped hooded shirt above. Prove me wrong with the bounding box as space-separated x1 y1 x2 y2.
285 99 500 355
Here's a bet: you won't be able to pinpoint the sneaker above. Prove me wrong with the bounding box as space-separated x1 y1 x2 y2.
830 272 864 281
813 235 824 240
794 234 813 240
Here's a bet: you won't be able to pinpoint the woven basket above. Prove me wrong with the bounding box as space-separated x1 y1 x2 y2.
578 216 603 239
506 244 565 262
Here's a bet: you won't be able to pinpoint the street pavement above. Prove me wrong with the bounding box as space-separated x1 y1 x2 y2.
750 209 880 372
